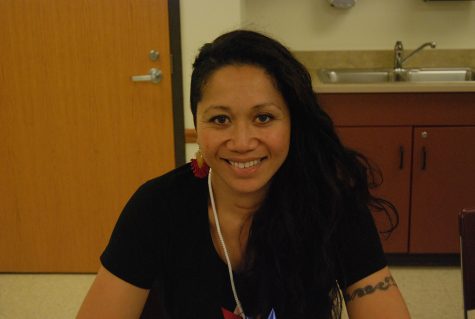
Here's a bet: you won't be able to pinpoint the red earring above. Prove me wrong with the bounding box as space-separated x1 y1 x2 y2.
191 149 209 178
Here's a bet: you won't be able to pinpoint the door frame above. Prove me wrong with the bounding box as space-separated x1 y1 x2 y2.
169 0 185 166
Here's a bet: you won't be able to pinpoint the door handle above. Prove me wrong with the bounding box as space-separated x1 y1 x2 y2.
131 68 162 84
399 146 404 170
421 146 427 170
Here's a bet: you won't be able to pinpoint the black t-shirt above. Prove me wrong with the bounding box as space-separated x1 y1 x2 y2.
101 163 386 318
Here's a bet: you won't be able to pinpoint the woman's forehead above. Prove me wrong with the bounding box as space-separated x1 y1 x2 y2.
197 66 287 115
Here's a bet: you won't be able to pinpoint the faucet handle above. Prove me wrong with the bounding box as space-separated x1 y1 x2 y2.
395 41 404 50
394 41 405 70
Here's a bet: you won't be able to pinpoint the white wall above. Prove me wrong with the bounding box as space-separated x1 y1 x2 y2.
242 0 475 50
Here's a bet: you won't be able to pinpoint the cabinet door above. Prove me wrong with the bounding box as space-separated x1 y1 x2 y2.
410 127 475 253
337 127 412 253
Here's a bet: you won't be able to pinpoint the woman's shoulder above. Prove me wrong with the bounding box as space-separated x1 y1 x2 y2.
133 163 206 203
106 163 207 245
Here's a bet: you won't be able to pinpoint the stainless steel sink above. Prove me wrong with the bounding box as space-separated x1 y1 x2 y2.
405 68 472 82
317 67 474 84
317 69 394 83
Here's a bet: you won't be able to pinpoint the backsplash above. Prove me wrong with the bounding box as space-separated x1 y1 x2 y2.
293 50 475 70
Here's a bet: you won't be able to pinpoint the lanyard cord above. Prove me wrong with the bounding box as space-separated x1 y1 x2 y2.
208 169 246 318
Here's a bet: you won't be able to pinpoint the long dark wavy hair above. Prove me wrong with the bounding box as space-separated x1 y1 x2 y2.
190 30 397 318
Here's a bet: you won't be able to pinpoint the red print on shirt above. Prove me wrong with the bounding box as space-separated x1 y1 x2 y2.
221 307 277 319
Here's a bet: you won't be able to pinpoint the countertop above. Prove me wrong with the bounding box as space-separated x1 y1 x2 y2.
293 50 475 93
310 74 475 93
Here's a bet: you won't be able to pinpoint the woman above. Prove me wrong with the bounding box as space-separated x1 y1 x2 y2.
77 30 410 319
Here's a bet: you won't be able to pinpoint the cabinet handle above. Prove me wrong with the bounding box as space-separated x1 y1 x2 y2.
399 146 404 170
421 146 427 170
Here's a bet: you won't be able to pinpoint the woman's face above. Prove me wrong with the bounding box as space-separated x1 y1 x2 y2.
196 64 291 197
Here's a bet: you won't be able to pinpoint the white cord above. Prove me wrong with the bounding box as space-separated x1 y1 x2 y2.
208 169 246 318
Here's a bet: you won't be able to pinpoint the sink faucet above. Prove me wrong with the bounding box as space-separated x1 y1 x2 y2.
394 41 437 69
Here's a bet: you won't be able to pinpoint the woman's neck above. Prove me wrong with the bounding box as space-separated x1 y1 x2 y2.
208 173 266 270
209 174 267 223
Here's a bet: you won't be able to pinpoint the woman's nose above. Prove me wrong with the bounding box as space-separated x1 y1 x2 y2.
227 123 258 152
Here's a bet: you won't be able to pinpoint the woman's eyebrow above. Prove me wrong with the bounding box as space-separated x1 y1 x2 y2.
202 103 284 116
202 105 231 116
252 103 284 111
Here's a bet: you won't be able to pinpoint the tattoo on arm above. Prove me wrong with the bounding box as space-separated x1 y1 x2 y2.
344 276 398 302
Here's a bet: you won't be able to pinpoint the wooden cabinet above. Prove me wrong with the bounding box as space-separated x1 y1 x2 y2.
336 127 412 253
411 126 475 253
319 93 475 254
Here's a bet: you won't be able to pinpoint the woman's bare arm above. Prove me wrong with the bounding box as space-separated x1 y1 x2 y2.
344 266 411 319
76 266 150 319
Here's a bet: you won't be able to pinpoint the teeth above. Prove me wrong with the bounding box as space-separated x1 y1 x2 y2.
229 159 261 168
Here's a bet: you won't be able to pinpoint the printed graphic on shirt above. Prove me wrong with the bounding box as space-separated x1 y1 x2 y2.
221 307 276 319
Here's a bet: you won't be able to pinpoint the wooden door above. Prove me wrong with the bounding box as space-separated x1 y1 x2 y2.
337 127 412 253
410 126 475 253
0 0 175 272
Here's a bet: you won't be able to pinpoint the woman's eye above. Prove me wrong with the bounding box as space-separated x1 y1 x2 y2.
256 114 273 124
211 115 229 125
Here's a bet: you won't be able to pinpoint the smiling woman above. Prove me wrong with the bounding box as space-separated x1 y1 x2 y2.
78 30 410 319
196 65 291 198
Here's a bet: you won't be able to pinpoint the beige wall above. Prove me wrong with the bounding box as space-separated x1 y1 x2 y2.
242 0 475 50
180 0 475 160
